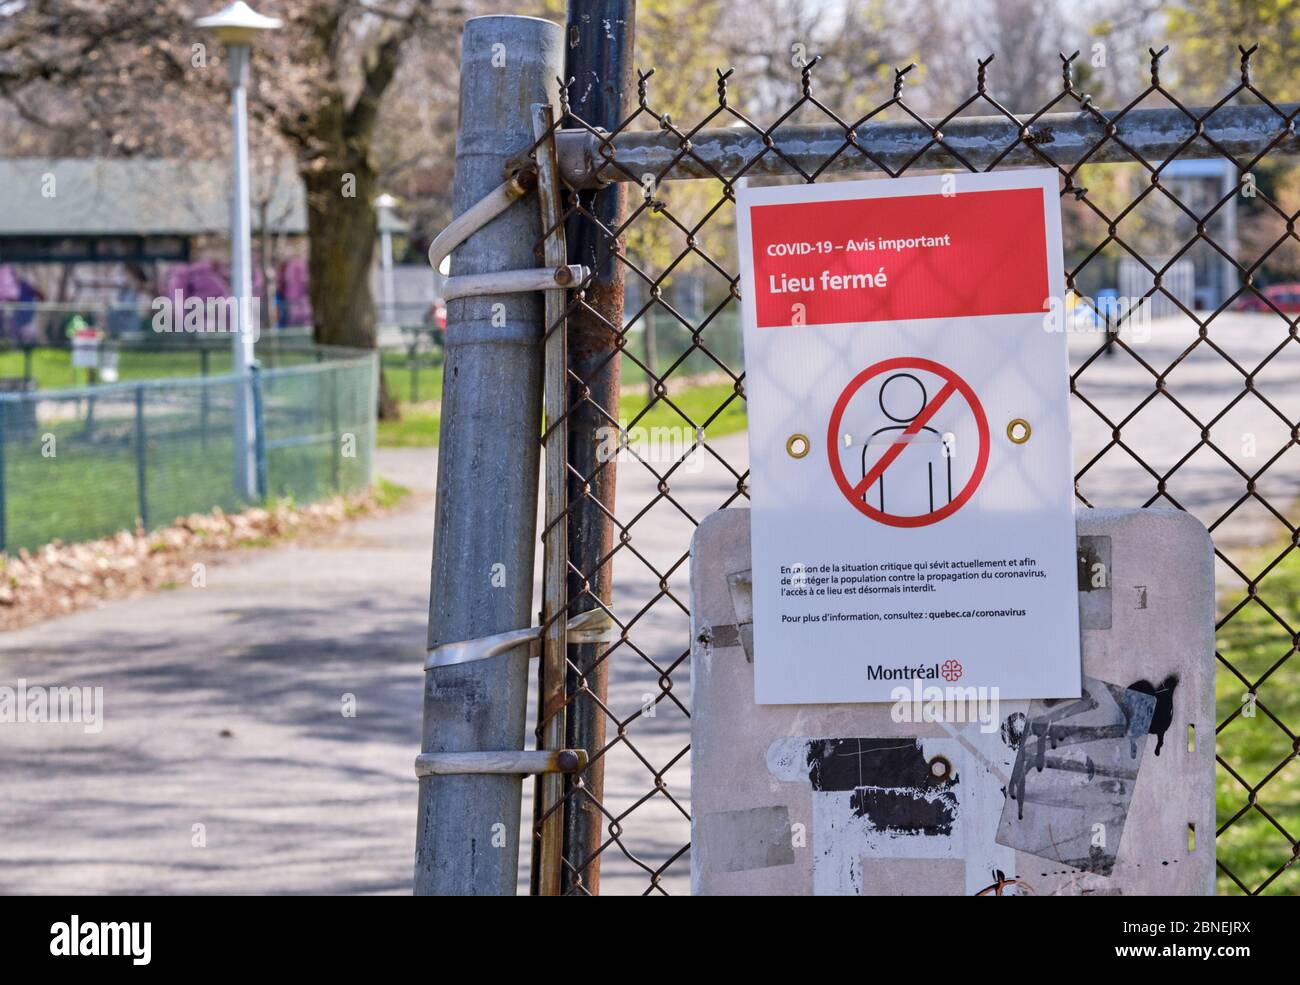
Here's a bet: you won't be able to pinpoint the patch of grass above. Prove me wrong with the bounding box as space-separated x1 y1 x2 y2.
0 342 345 392
376 379 749 450
618 380 747 439
1214 547 1300 895
2 419 245 552
378 405 440 448
381 350 444 405
372 476 411 509
0 347 235 388
2 406 378 553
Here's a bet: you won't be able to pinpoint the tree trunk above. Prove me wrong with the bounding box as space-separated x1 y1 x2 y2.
302 153 400 420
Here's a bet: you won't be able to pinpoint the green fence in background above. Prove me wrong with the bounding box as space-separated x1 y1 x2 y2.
0 347 377 553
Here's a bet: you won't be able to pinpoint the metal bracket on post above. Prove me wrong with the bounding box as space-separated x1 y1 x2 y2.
417 606 610 782
418 610 609 782
423 608 617 671
427 170 590 301
415 748 589 778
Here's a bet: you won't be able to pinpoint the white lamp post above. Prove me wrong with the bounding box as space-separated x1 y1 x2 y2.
196 1 281 499
375 193 398 328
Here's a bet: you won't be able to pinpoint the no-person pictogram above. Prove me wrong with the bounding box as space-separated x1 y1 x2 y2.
827 357 989 528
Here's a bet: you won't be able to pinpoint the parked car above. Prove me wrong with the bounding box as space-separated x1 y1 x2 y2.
1236 283 1300 313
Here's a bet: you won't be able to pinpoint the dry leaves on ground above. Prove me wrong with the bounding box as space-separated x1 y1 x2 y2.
0 488 399 631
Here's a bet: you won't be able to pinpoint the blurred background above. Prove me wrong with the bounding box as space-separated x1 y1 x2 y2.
2 0 1298 896
1 0 1294 431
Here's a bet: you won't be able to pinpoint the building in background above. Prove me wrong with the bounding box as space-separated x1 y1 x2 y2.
0 157 411 340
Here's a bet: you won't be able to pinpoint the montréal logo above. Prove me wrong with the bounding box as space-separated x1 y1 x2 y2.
865 663 941 681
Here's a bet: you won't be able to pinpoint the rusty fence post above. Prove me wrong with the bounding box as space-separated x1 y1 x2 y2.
561 0 637 896
531 102 573 896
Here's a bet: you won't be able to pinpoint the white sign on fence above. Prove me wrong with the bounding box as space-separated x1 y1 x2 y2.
71 329 101 369
736 169 1080 703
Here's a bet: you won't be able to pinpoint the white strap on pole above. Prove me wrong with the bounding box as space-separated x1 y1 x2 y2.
424 608 617 671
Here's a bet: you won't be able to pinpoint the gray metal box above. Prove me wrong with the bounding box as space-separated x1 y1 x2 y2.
689 507 1215 895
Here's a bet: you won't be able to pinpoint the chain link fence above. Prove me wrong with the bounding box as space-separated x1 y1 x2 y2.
530 46 1300 894
0 346 377 554
0 311 319 389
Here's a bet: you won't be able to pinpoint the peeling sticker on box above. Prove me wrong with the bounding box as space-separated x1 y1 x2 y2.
995 675 1155 875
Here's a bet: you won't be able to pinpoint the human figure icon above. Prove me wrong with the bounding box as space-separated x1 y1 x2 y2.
860 372 953 515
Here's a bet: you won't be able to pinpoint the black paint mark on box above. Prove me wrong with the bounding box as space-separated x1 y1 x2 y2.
806 738 958 836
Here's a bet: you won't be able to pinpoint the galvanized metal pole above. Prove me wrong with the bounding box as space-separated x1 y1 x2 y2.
553 101 1300 188
414 14 563 897
134 384 148 531
561 0 636 897
249 364 267 500
227 41 258 499
0 401 7 553
379 223 396 326
1220 164 1240 307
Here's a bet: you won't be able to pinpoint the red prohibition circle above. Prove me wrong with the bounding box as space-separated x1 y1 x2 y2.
826 356 990 528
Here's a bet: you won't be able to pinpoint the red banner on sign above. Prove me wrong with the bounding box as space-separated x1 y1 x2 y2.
748 187 1049 328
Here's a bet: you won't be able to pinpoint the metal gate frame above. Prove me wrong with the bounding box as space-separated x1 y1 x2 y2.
527 35 1300 895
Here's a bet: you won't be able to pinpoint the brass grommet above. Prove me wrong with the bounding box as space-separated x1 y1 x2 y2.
786 433 810 458
1007 418 1032 444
